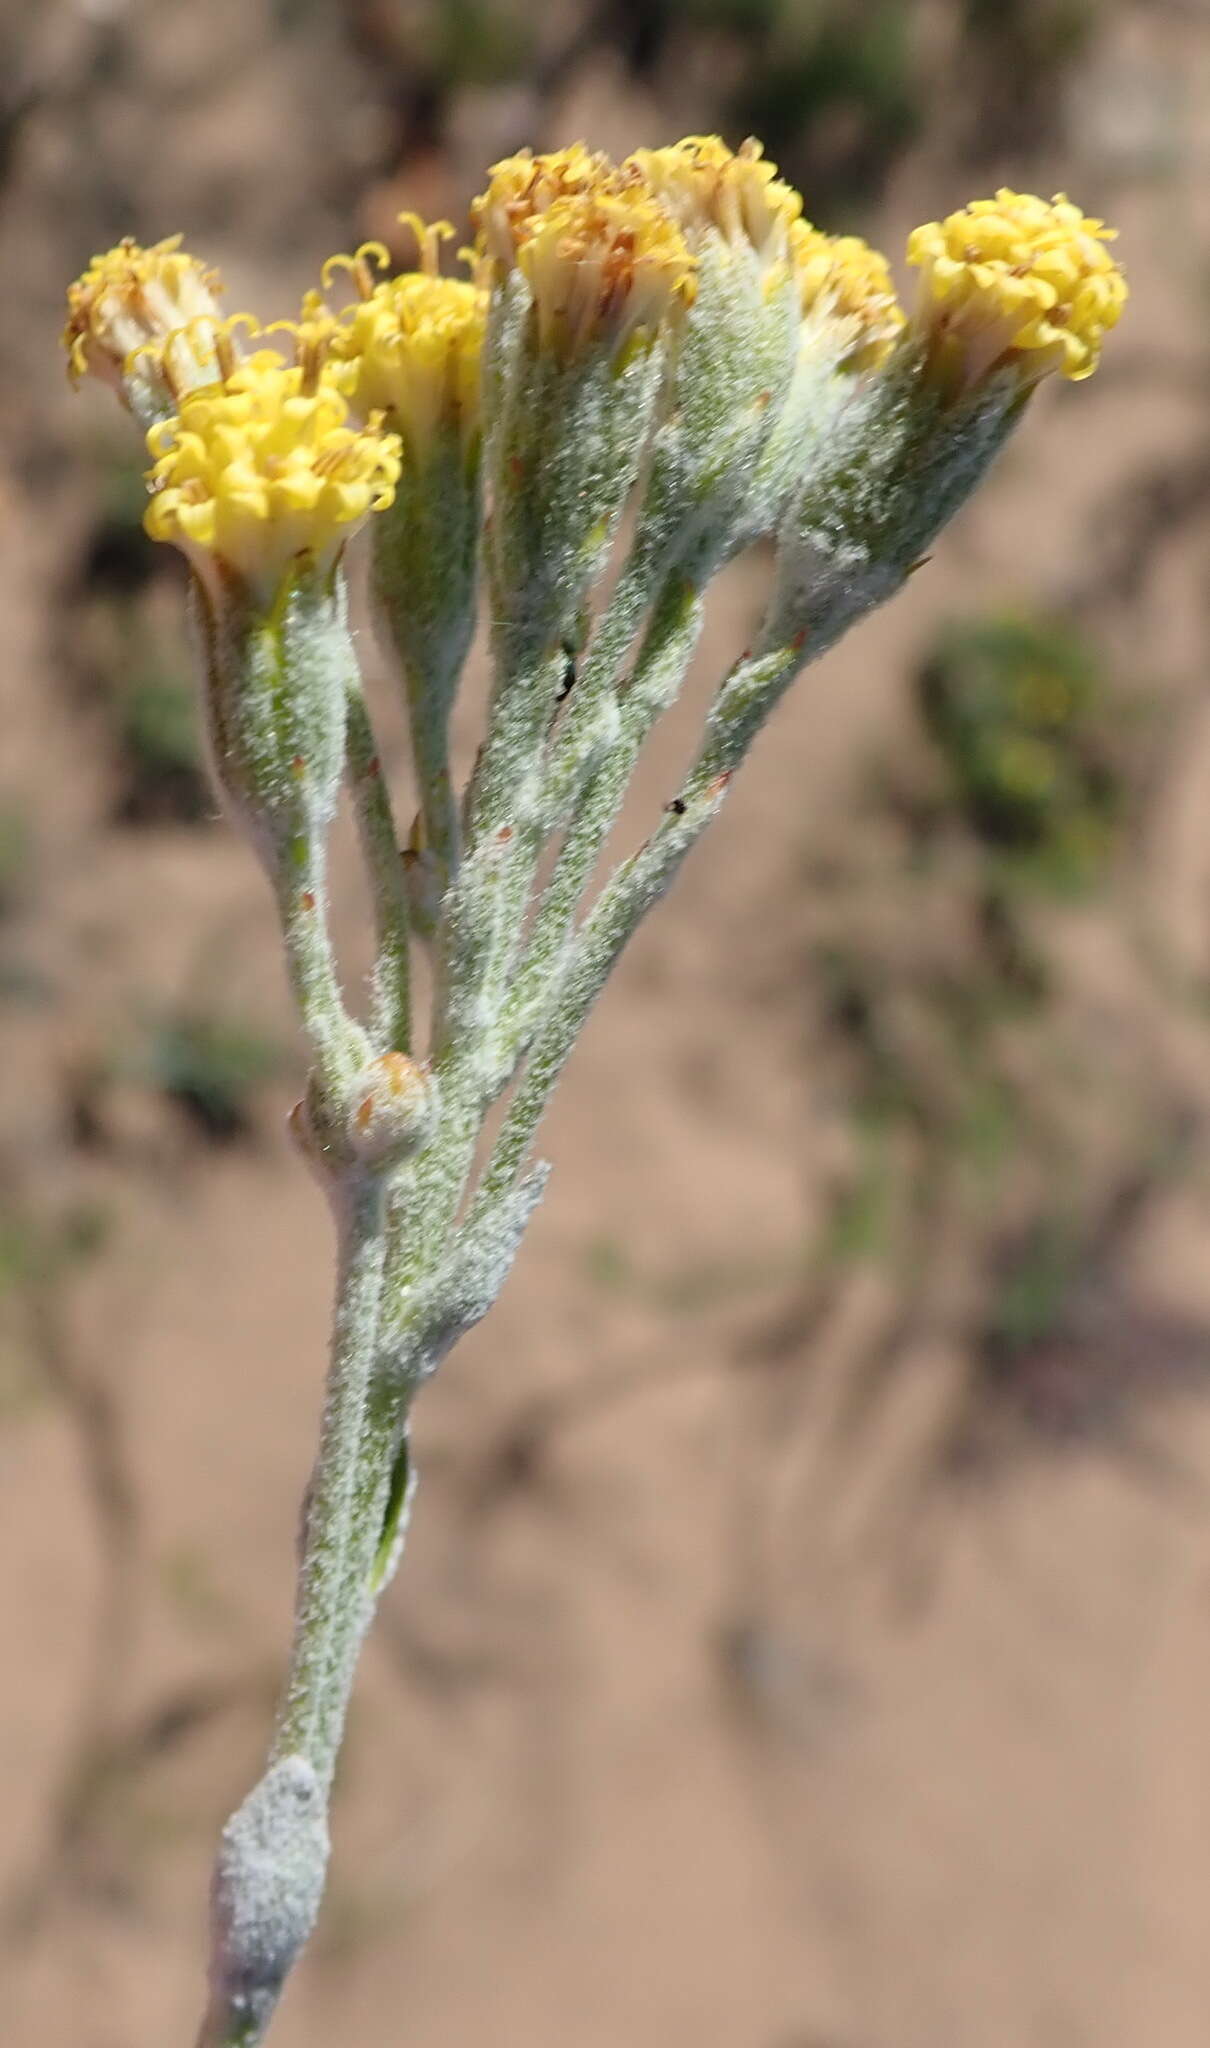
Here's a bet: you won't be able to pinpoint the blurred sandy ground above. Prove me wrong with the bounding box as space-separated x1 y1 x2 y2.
4 2 1210 2043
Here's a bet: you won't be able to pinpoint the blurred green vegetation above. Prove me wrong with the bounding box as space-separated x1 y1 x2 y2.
138 1010 282 1141
0 1199 113 1415
0 798 43 1002
112 666 207 825
957 0 1102 159
983 1215 1080 1362
349 0 1105 218
583 1232 792 1312
68 1001 283 1151
63 447 209 826
787 603 1197 1458
916 611 1127 893
727 1 922 215
420 0 534 87
0 799 31 917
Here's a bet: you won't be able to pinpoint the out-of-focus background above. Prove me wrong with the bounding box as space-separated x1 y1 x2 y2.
3 3 1210 2043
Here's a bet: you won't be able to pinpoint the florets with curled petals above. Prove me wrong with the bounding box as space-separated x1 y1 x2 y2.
63 235 228 407
143 342 402 600
789 223 905 371
472 148 695 360
518 187 695 359
320 222 487 459
626 134 802 274
906 189 1127 392
471 145 613 270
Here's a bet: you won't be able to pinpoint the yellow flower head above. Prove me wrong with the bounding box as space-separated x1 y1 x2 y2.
143 337 402 600
64 235 226 404
517 185 694 358
906 190 1126 392
789 223 905 370
321 219 488 459
626 134 803 276
472 146 695 358
472 144 611 269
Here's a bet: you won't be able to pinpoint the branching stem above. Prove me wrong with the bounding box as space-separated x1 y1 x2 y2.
344 678 413 1053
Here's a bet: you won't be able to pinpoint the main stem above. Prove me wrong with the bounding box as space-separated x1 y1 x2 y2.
275 1171 389 1780
197 1170 402 2048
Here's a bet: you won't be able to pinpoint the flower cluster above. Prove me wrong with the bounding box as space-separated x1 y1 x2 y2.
907 189 1127 390
627 133 803 269
63 148 1127 612
472 135 905 378
474 146 696 360
789 224 905 370
63 234 226 405
471 142 614 267
143 339 401 598
321 222 487 459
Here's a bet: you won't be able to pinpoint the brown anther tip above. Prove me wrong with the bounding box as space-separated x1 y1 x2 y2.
508 455 525 482
366 755 380 777
300 890 316 912
355 1094 374 1133
496 824 514 843
708 772 732 797
790 629 808 652
290 754 307 776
